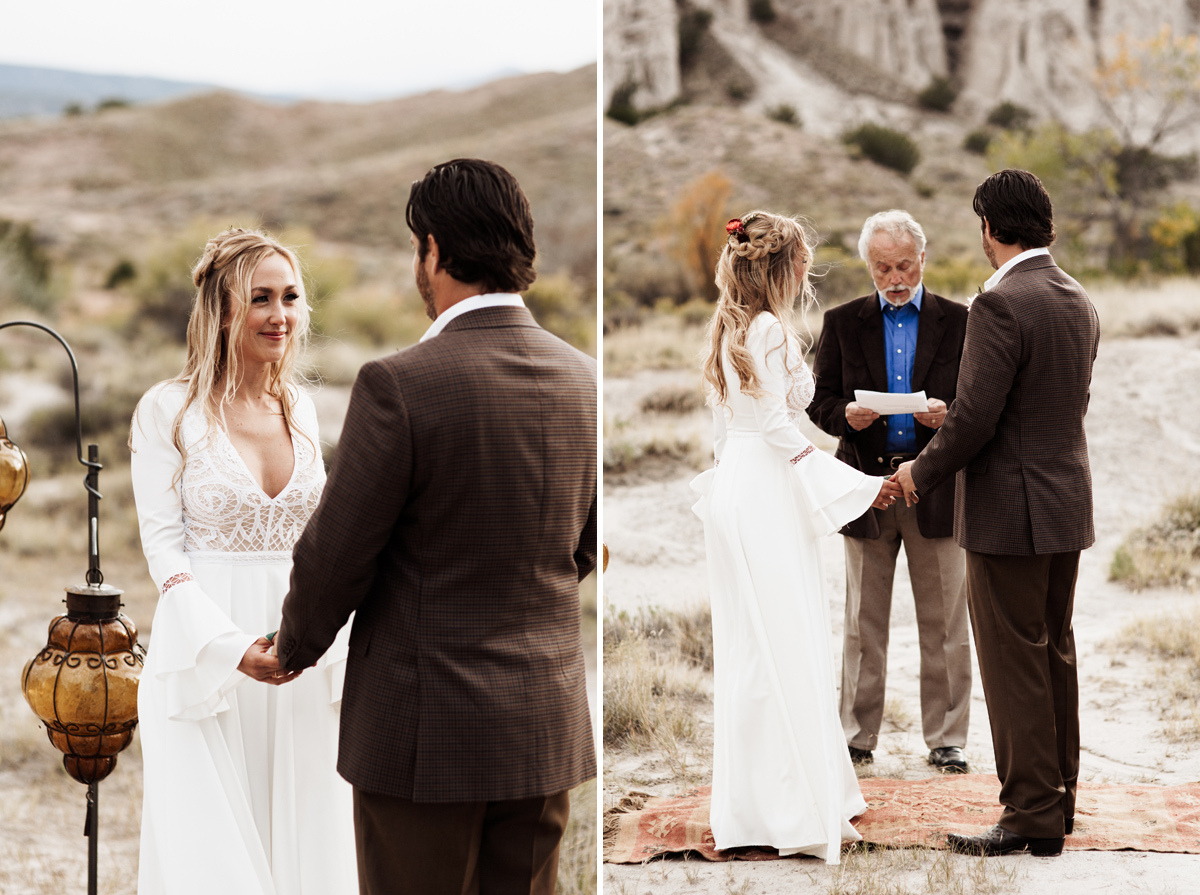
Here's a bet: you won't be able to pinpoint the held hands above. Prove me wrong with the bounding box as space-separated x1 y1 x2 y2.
891 461 919 507
872 477 903 510
238 636 302 686
845 402 880 431
914 398 948 429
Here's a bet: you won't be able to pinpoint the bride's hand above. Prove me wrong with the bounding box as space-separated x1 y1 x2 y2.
238 637 301 685
872 478 901 510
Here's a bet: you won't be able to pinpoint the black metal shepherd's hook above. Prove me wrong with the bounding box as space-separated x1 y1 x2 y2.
1 319 106 895
0 320 104 587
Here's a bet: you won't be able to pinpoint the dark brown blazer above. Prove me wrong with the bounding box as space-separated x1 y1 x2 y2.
276 305 597 803
808 290 968 539
911 255 1099 555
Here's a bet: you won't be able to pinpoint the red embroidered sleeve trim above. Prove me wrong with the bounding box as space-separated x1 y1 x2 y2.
161 572 194 594
790 445 815 465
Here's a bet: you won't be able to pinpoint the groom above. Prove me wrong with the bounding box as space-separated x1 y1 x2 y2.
275 159 597 894
895 169 1099 857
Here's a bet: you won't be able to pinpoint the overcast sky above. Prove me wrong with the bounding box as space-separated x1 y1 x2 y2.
0 0 598 99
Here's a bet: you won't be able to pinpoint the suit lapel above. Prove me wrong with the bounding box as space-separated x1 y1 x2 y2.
912 292 946 389
856 297 887 391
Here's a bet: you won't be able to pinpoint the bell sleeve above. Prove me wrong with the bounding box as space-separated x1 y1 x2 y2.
751 317 881 536
130 384 258 722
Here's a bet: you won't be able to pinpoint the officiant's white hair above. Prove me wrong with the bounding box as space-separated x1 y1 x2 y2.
858 210 927 261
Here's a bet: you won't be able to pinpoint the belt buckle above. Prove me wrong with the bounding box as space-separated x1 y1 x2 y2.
889 456 907 470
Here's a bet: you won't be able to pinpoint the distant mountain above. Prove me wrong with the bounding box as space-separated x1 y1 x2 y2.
0 63 291 119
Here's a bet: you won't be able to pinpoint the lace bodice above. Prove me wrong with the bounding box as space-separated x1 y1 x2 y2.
177 397 324 559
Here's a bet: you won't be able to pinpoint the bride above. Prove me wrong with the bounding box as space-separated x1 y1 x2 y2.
692 211 901 863
130 228 356 893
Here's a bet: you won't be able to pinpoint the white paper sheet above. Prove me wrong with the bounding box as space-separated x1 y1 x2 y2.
853 389 929 414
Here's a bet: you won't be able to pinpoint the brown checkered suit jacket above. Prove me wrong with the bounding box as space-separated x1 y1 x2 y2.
277 305 597 802
808 290 968 540
910 255 1099 555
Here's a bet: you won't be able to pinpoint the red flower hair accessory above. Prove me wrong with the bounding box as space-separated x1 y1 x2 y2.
725 212 759 243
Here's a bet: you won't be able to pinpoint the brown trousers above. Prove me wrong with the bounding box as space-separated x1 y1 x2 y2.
352 788 571 895
841 500 972 751
966 550 1080 839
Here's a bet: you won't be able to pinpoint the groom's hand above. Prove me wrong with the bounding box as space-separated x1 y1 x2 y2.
238 637 302 686
892 461 919 507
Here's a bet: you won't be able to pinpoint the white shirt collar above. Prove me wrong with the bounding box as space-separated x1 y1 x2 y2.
984 247 1050 291
419 293 526 342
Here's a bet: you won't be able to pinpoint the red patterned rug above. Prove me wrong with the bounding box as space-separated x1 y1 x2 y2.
604 775 1200 863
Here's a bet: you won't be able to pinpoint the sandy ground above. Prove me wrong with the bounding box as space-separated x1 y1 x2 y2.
602 332 1200 893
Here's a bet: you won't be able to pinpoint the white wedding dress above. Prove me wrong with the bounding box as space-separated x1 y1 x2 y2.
691 312 881 864
130 381 356 895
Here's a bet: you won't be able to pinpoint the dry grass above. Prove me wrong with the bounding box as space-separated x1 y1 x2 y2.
603 604 713 785
1114 606 1200 743
1109 492 1200 591
557 779 597 895
604 314 708 377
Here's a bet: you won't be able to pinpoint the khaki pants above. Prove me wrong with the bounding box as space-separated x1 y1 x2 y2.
352 788 570 895
966 550 1080 838
840 499 972 751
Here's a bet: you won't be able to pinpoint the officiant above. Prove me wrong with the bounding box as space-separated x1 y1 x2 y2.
807 210 972 773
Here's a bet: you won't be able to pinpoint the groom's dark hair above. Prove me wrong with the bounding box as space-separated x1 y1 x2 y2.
973 169 1056 249
406 158 537 293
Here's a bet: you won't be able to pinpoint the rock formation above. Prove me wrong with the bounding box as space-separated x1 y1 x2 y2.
604 0 680 111
605 0 1200 131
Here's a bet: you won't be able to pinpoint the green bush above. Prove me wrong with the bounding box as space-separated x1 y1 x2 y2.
726 79 752 102
0 219 56 311
766 103 801 127
63 103 84 117
96 97 131 112
104 259 137 290
963 130 992 155
749 0 777 23
917 76 957 112
986 101 1033 131
842 123 921 176
606 82 640 126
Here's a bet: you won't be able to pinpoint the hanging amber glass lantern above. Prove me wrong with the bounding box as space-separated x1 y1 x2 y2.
2 320 143 894
0 414 28 531
22 583 144 783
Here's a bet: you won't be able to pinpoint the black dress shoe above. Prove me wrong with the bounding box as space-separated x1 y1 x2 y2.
947 824 1064 857
848 746 873 765
928 746 968 773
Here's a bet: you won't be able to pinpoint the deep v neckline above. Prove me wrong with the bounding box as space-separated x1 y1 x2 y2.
217 421 298 501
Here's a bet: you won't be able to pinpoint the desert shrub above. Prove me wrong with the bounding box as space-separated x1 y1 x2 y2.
96 97 131 111
917 76 957 112
678 7 713 68
523 272 596 355
638 384 706 415
923 256 994 299
0 219 55 312
963 129 992 155
606 81 640 126
725 79 752 102
766 103 800 127
986 100 1033 131
1110 491 1200 590
310 287 427 350
748 0 777 23
842 123 921 176
104 259 137 290
1116 607 1200 742
63 102 84 117
664 170 733 302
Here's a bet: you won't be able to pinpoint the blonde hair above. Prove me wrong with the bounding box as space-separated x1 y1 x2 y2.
701 211 815 406
135 228 313 472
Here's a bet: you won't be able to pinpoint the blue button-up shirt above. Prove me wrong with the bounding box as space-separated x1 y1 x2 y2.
879 285 923 453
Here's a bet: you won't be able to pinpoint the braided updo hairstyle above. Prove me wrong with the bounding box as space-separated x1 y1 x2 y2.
701 211 815 406
139 227 313 472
